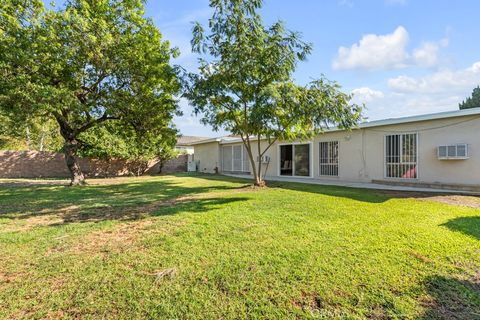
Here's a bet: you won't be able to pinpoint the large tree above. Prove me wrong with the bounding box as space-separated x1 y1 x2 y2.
459 86 480 109
0 0 180 185
186 0 361 186
79 121 178 176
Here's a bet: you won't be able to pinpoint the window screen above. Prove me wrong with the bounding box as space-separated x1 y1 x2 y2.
222 146 232 172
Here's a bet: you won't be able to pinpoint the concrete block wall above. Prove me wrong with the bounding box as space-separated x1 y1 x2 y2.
0 151 188 178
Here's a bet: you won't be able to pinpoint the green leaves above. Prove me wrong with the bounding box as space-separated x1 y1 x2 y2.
459 86 480 110
186 0 362 183
0 0 181 177
0 0 181 183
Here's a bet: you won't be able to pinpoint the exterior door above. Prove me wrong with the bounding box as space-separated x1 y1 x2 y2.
279 144 310 177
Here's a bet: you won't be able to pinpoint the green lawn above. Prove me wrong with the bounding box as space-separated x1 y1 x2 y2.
0 174 479 319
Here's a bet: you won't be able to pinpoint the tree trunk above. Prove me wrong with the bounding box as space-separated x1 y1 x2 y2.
25 126 32 150
254 175 265 187
39 123 46 151
243 138 262 187
64 138 86 186
255 162 265 187
158 157 165 174
255 135 266 187
55 113 87 186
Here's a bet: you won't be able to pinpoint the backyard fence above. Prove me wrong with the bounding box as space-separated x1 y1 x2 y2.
0 151 188 178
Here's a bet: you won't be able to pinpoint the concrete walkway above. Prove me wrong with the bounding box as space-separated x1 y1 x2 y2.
224 174 479 195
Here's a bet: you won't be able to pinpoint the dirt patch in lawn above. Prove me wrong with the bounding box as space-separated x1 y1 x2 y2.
60 219 183 257
0 179 70 187
0 270 33 285
0 176 171 187
3 188 253 232
59 190 251 224
408 250 434 264
377 190 480 208
422 195 480 208
291 291 324 314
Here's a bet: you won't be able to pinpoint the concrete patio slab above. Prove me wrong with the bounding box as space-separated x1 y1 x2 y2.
224 174 480 195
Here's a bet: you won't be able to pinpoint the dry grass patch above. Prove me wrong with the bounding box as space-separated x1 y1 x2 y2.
64 219 185 257
423 195 480 208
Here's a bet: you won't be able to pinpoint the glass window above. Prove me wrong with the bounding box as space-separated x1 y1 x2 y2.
294 144 310 177
280 145 293 176
456 144 467 157
233 145 242 171
438 146 447 158
222 146 232 172
385 133 417 179
447 145 456 157
319 141 339 176
222 145 250 172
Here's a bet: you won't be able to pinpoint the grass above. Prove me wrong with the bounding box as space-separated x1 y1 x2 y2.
0 173 479 319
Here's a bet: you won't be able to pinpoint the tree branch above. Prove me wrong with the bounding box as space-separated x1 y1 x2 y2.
77 113 118 134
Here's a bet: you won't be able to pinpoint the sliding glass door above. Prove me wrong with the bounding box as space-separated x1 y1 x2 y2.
279 144 311 177
294 144 310 176
221 145 250 173
280 145 293 176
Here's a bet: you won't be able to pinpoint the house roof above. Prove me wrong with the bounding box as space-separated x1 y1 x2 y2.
176 135 211 146
357 107 480 129
189 108 480 146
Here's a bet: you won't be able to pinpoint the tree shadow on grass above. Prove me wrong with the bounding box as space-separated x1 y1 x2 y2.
199 174 467 204
420 275 480 319
0 177 251 226
51 196 250 225
440 216 480 240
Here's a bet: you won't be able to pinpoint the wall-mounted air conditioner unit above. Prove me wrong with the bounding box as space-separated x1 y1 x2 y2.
256 155 271 163
437 144 469 160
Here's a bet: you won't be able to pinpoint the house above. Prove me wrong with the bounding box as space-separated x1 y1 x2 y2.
175 136 209 155
190 108 480 190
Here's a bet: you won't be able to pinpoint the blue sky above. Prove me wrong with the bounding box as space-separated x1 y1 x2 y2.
51 0 480 137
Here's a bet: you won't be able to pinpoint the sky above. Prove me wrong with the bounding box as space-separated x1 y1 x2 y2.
49 0 480 137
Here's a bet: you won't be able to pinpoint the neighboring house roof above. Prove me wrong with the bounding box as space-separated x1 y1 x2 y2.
188 136 242 145
189 108 480 145
176 135 211 146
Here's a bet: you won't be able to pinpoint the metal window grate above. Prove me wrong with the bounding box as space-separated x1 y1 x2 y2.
319 141 339 176
385 133 417 179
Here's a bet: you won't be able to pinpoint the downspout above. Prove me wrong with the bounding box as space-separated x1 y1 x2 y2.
361 129 368 180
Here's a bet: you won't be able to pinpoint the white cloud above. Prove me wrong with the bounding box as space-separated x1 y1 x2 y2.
332 26 449 70
360 61 480 121
333 26 409 70
412 38 448 67
413 43 439 67
359 90 465 122
388 61 480 93
351 87 384 103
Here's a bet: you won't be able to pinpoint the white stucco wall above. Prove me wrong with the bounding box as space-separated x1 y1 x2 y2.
193 114 480 186
194 141 220 173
